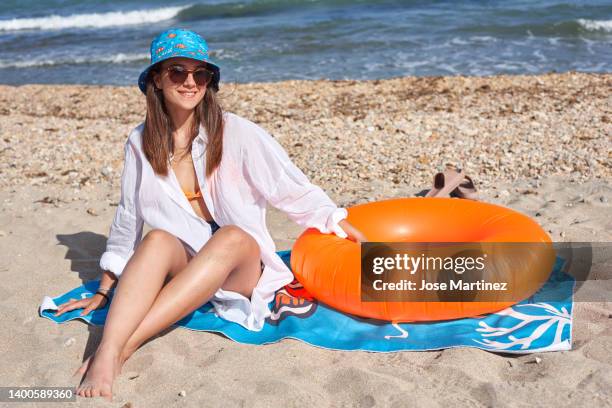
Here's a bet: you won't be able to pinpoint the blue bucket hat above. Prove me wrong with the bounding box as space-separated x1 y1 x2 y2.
138 28 221 94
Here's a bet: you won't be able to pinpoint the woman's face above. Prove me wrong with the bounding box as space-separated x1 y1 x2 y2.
153 57 211 113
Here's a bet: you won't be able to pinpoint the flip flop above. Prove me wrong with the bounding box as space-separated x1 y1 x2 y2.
425 168 467 198
424 172 445 197
451 175 478 200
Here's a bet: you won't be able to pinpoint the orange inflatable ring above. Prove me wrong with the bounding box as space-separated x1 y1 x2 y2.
291 198 555 322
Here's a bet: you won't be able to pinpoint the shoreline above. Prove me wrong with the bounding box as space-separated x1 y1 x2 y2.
1 69 609 87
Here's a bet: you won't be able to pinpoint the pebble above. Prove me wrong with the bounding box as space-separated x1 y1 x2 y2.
525 356 543 365
178 390 187 397
63 337 76 347
0 230 5 237
101 166 113 177
86 208 98 216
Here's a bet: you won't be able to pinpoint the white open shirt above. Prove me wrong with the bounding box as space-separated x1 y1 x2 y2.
99 111 348 331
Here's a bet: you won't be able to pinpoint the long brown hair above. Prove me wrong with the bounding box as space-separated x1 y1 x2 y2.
142 64 224 178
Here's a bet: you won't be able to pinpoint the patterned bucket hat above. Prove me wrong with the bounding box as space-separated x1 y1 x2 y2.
138 28 221 94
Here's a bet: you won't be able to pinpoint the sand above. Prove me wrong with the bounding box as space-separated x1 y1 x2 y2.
0 73 611 406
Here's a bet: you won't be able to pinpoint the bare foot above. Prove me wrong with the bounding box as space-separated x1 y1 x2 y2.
76 346 121 401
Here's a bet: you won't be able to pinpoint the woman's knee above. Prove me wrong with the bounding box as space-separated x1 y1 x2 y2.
136 229 189 276
143 229 177 245
215 225 260 254
140 229 185 256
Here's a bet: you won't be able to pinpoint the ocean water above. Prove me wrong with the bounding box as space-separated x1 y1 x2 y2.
0 0 610 85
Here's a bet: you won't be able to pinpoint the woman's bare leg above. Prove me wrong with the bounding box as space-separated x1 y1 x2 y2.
76 229 191 399
77 225 262 400
119 225 262 360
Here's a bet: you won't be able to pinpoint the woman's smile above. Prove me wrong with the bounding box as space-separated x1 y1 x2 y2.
177 90 198 99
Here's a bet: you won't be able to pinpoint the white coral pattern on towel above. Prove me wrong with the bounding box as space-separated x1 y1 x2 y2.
474 303 572 351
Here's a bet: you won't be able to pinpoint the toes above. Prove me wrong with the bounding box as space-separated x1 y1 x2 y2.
76 381 112 400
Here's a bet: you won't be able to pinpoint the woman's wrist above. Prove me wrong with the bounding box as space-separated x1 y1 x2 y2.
95 291 110 303
100 271 118 290
97 270 117 300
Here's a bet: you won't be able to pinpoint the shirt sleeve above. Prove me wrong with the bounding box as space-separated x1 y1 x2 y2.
99 140 145 278
241 121 348 238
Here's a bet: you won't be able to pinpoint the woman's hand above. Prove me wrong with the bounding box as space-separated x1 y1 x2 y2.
54 294 108 317
338 219 368 244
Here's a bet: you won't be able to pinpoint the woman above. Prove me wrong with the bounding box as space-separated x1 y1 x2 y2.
53 28 367 400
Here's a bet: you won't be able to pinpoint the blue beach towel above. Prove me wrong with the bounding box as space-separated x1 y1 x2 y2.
39 250 573 354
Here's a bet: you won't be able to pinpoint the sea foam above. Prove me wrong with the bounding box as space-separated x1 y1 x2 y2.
0 6 189 31
577 19 612 33
0 53 148 68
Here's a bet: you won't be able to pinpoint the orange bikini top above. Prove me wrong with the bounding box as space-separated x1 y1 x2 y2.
182 189 202 201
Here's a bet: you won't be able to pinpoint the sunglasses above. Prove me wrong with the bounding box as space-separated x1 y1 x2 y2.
163 65 213 87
